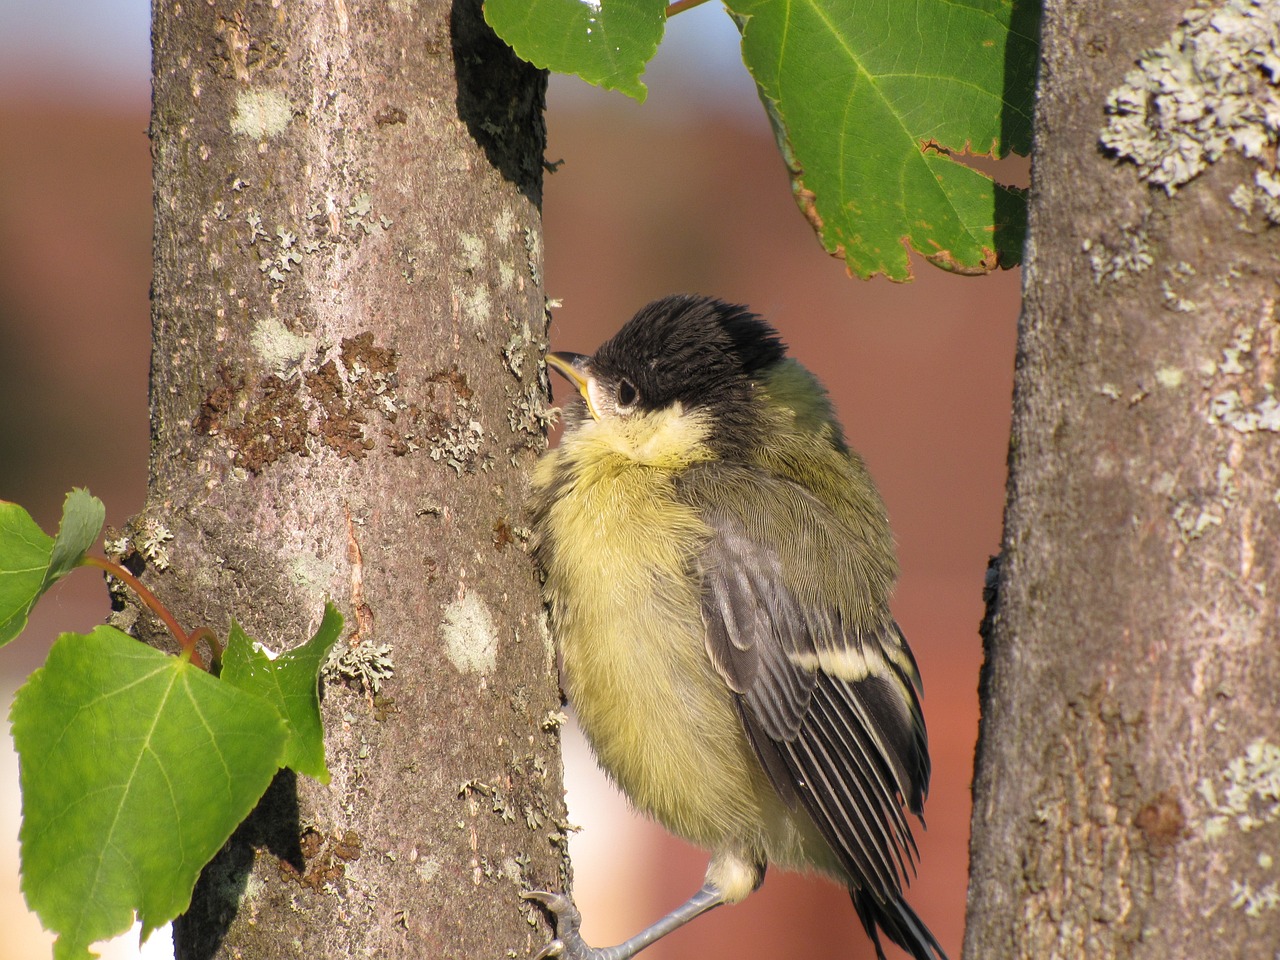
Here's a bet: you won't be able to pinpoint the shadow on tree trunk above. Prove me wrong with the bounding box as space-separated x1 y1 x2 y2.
174 771 304 960
450 0 548 204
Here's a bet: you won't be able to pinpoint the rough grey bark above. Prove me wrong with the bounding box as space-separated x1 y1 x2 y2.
135 0 566 956
966 2 1280 958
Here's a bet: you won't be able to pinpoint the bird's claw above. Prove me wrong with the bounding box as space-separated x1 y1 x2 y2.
523 890 598 960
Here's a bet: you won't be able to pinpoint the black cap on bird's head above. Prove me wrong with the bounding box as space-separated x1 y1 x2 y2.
547 296 788 444
594 295 786 407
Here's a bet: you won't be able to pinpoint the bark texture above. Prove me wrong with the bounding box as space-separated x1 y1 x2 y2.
139 0 565 956
966 3 1280 958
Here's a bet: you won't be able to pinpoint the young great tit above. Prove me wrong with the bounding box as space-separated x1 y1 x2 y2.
527 295 945 960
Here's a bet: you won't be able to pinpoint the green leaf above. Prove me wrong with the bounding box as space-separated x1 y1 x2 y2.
727 0 1038 280
47 489 106 588
12 626 288 960
0 504 53 646
0 489 105 647
221 603 344 783
484 0 669 100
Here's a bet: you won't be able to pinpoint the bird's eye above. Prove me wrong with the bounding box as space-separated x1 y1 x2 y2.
616 379 638 410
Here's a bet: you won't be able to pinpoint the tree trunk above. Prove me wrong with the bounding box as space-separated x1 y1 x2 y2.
141 0 564 955
966 2 1280 958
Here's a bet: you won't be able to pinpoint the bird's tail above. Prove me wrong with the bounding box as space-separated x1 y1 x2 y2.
851 889 948 960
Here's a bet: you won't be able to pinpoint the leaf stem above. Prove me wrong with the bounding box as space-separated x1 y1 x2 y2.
666 0 712 16
81 555 206 670
187 627 223 670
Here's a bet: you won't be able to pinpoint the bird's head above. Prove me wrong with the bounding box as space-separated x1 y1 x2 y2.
547 295 787 462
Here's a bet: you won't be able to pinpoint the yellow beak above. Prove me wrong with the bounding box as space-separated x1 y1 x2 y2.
546 352 597 419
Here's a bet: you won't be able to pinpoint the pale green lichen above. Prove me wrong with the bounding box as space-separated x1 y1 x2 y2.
1161 278 1199 312
1156 365 1187 388
497 261 516 291
1229 168 1280 222
1216 462 1239 504
1199 738 1280 837
524 805 546 830
524 228 543 286
1101 0 1280 198
326 642 395 693
428 414 486 473
504 323 531 380
537 611 556 674
287 552 330 607
259 228 304 284
461 286 492 328
458 779 518 825
415 857 441 883
1199 739 1280 915
1231 877 1280 916
1207 389 1280 432
1172 498 1224 540
503 308 555 449
1220 323 1255 374
1083 227 1153 284
103 532 132 558
1165 312 1280 540
507 393 555 443
138 518 174 571
494 208 517 238
440 592 498 675
458 232 486 273
230 88 292 140
501 855 526 882
245 210 270 244
1203 320 1280 432
343 193 389 236
252 318 315 376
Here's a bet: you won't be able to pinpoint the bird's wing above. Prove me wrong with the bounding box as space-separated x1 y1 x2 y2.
680 465 930 899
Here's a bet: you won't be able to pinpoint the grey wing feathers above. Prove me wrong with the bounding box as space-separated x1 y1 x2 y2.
698 505 930 901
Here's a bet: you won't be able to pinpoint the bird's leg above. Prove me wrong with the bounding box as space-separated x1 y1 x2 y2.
523 883 727 960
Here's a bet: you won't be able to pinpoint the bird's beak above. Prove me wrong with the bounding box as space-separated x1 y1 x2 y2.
546 351 599 420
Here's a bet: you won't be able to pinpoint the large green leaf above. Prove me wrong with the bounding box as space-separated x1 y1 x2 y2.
221 603 343 783
484 0 669 100
727 0 1036 279
0 490 105 646
12 626 288 960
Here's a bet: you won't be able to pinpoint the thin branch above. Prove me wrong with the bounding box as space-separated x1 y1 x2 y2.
81 555 207 670
187 626 223 670
667 0 713 16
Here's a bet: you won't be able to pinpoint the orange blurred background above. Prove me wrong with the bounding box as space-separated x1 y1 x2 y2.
0 5 1020 958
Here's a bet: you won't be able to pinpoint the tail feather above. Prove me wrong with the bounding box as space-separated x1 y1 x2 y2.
851 889 948 960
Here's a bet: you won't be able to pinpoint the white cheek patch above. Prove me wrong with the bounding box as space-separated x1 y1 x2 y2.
586 376 612 420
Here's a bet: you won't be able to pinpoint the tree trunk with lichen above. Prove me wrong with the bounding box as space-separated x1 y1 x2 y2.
965 2 1280 958
133 0 567 956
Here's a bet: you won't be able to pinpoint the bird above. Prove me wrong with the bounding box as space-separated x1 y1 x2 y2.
526 294 945 960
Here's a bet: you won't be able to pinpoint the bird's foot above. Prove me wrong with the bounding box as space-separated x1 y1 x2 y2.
523 890 616 960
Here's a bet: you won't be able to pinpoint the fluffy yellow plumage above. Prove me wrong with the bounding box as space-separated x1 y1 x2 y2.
527 295 943 960
532 395 835 890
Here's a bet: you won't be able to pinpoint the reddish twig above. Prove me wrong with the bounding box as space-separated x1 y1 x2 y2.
666 0 712 16
186 626 223 670
81 555 207 670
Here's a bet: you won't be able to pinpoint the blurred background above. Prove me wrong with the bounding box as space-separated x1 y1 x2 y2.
0 2 1020 957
